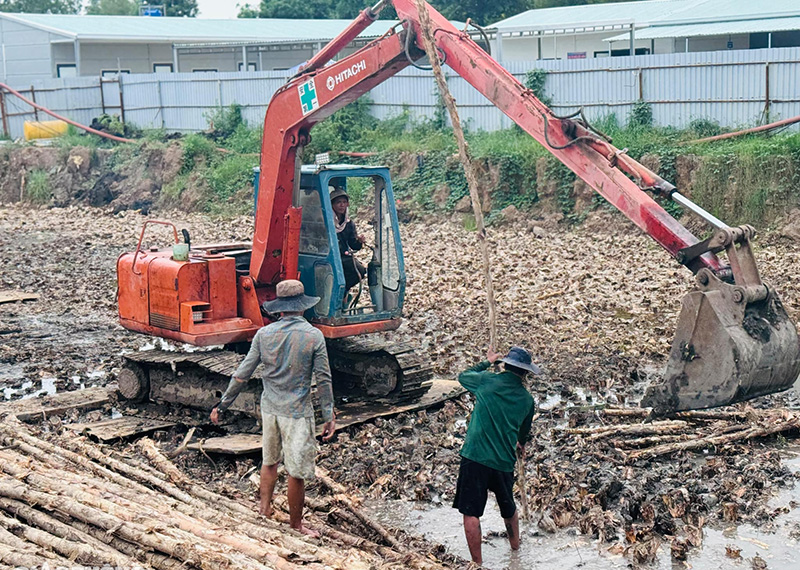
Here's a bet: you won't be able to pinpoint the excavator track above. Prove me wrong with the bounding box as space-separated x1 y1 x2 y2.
325 337 434 403
119 340 433 416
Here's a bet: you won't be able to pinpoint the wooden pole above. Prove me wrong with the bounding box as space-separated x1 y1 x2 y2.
413 0 498 350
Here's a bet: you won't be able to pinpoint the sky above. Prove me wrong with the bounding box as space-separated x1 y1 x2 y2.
196 0 244 18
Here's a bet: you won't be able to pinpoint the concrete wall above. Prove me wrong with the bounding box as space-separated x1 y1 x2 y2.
0 19 65 84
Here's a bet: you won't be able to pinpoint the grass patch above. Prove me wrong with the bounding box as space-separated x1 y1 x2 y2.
25 169 50 203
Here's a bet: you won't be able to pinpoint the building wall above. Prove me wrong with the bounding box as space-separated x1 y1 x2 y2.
0 19 65 83
496 31 755 60
52 42 174 75
670 33 750 53
499 31 657 61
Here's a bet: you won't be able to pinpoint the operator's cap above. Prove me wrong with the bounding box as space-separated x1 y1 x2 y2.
500 347 541 375
330 187 349 202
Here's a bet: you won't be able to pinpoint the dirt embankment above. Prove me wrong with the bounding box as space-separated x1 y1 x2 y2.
2 142 784 223
0 143 185 214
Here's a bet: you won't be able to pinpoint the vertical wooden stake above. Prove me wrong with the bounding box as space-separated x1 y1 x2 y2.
412 0 498 351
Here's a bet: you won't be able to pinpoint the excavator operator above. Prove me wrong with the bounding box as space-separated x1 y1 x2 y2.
330 184 367 298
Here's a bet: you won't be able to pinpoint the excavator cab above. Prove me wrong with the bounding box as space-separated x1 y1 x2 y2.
293 165 405 325
254 164 406 325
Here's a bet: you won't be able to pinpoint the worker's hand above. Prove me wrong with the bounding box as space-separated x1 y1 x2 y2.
321 413 336 441
516 441 526 460
210 407 221 425
487 348 502 363
357 234 367 244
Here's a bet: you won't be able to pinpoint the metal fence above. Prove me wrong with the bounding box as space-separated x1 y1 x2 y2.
3 46 799 140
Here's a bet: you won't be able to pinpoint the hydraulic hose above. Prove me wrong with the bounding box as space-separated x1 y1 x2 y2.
0 81 135 143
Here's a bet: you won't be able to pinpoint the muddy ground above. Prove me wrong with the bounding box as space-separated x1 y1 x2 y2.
2 204 800 568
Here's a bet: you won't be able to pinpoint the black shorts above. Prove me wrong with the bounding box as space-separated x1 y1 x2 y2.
452 457 516 519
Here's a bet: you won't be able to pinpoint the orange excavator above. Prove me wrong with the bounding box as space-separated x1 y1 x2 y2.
116 0 800 417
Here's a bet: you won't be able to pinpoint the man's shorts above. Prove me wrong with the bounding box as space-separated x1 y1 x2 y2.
452 457 516 519
262 413 317 480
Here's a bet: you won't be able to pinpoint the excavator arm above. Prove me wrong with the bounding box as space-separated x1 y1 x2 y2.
251 0 800 414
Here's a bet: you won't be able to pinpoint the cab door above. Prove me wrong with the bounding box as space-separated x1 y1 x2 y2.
294 175 344 320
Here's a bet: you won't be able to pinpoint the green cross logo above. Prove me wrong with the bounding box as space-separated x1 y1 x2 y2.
298 80 318 115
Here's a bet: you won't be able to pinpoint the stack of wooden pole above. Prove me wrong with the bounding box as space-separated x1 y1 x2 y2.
558 407 800 462
0 415 450 570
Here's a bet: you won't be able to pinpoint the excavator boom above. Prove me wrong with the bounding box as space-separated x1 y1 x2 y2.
250 0 799 414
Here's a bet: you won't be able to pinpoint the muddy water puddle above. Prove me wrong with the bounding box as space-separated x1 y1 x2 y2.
366 449 800 569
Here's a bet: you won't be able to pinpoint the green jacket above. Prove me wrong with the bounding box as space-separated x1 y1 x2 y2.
458 361 535 473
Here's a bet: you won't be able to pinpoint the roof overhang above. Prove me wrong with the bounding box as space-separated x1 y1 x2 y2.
492 19 634 38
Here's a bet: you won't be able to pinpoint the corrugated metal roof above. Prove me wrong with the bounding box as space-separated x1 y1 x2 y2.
491 0 696 30
605 16 800 41
0 13 444 43
492 0 800 31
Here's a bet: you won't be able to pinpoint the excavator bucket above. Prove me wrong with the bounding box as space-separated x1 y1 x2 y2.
642 267 800 416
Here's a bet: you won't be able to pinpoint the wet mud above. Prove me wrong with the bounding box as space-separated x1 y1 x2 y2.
3 204 800 567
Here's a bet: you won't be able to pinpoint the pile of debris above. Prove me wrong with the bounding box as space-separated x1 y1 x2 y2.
0 415 460 570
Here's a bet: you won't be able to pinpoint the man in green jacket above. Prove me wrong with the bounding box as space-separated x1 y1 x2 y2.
453 346 539 565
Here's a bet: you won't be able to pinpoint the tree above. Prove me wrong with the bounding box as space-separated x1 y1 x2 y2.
0 0 80 13
237 3 260 18
433 0 531 26
162 0 198 17
86 0 138 15
252 0 334 18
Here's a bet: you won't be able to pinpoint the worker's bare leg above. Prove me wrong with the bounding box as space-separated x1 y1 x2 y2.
259 463 278 517
504 510 520 550
463 515 482 565
288 475 320 538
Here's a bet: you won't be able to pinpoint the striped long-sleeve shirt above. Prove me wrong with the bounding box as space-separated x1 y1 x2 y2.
217 316 334 422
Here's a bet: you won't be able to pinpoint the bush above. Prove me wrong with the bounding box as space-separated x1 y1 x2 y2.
224 123 262 154
205 104 245 141
303 96 378 159
182 133 216 173
628 100 653 129
204 153 255 209
688 118 723 139
524 69 552 107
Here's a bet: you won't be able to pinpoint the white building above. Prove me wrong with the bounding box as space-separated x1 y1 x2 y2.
0 13 428 84
489 0 800 61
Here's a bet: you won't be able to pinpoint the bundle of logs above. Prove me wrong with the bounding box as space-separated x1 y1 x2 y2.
559 407 800 461
0 415 451 570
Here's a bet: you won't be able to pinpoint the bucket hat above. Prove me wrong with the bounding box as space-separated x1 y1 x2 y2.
330 187 349 202
261 279 320 314
500 346 541 375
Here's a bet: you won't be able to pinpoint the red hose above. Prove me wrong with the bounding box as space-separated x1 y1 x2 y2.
0 81 135 143
683 114 800 145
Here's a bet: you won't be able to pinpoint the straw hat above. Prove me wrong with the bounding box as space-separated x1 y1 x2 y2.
261 279 319 314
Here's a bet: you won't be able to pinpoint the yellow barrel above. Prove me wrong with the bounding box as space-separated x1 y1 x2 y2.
23 120 69 141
